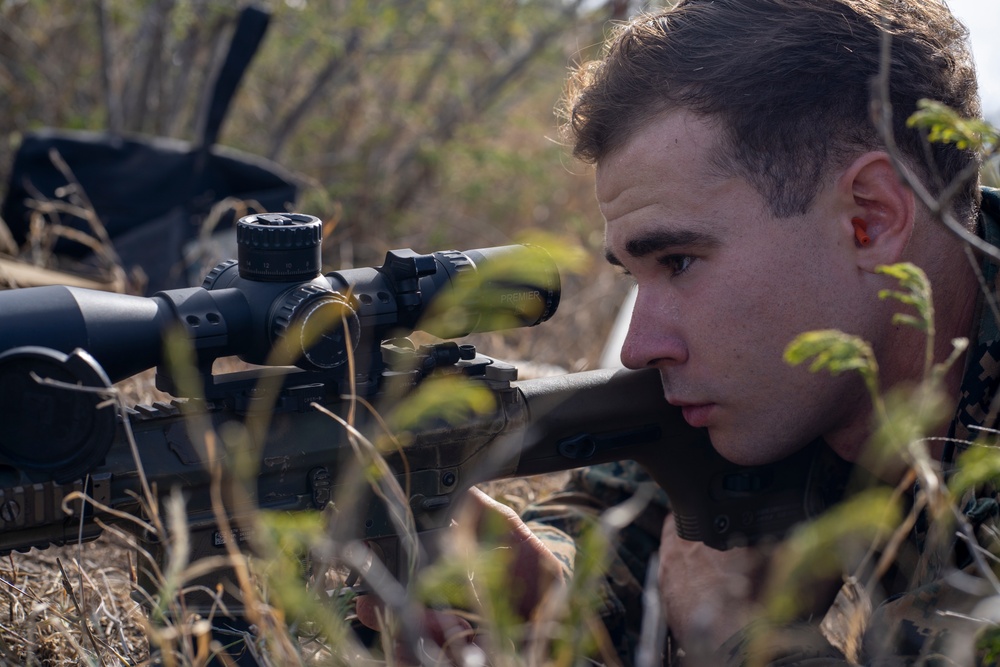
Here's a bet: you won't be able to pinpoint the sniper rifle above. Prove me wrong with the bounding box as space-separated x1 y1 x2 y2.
0 212 851 659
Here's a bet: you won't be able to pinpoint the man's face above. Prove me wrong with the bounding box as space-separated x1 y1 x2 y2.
598 110 871 465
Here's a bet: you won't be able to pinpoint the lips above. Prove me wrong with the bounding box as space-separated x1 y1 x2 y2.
668 399 715 428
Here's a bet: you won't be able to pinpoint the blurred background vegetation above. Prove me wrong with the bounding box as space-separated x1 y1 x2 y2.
0 0 640 371
0 6 646 663
3 3 1000 665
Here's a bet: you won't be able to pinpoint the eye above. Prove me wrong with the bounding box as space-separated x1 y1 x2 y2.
660 254 695 277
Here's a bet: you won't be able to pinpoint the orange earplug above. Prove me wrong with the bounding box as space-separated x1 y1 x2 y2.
852 217 870 247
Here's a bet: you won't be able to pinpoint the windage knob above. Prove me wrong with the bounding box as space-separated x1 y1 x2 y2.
236 212 323 282
272 284 361 370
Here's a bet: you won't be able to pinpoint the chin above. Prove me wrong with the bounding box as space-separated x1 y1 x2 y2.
709 434 807 467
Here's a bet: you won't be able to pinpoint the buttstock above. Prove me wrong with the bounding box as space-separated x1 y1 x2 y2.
511 368 851 550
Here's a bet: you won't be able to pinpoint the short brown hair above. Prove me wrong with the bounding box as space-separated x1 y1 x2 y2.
565 0 981 221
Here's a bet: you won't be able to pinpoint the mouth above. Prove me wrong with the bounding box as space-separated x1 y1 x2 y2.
668 399 715 428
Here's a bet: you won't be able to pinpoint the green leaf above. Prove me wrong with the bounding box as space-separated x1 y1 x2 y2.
890 313 926 331
389 374 497 435
766 488 901 622
950 444 1000 497
784 330 877 377
908 99 999 154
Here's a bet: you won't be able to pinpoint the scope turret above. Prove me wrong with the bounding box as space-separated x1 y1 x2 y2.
236 212 323 282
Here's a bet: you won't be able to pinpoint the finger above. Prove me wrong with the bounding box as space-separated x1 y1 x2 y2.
355 593 477 667
354 594 384 631
460 487 565 617
423 609 475 649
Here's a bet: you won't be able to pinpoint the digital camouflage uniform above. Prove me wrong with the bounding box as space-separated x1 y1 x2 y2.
522 188 1000 666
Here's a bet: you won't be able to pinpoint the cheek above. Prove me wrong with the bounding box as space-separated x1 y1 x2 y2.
731 244 845 323
699 267 826 367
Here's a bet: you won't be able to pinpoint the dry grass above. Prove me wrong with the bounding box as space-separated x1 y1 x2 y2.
0 320 582 665
0 475 569 666
0 473 570 666
0 536 148 665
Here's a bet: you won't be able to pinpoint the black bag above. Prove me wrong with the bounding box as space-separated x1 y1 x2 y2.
1 6 300 294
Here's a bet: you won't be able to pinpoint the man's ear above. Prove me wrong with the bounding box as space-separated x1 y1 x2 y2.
838 152 914 272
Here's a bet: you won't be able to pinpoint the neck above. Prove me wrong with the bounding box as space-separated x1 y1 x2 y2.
930 256 981 455
879 245 980 462
825 243 980 474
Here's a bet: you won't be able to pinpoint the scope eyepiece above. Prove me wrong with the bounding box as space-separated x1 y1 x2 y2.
420 245 561 338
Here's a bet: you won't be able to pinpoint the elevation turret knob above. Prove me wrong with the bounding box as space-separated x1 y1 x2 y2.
237 213 323 282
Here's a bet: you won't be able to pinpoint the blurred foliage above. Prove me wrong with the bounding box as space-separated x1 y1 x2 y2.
777 262 995 665
387 374 496 436
908 99 999 154
0 0 603 257
0 0 633 370
786 263 966 475
10 4 1000 666
909 98 1000 187
764 487 902 623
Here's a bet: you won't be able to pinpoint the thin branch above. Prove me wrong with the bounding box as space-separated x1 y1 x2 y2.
954 512 1000 594
122 0 177 133
167 10 229 140
871 30 1000 263
390 0 587 212
94 0 121 135
56 558 106 666
266 29 365 161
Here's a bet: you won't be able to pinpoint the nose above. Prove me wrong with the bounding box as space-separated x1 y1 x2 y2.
618 286 688 370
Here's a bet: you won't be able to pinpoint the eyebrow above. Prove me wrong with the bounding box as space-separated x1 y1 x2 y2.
605 228 721 267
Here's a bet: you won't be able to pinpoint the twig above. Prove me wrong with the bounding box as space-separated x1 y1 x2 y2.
0 215 18 255
95 0 121 135
101 571 134 662
339 541 445 667
45 149 119 258
953 515 1000 594
56 558 106 665
871 31 1000 263
266 28 364 162
121 0 177 133
635 554 665 667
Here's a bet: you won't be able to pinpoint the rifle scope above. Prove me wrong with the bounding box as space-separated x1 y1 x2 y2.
0 212 560 385
0 213 560 482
